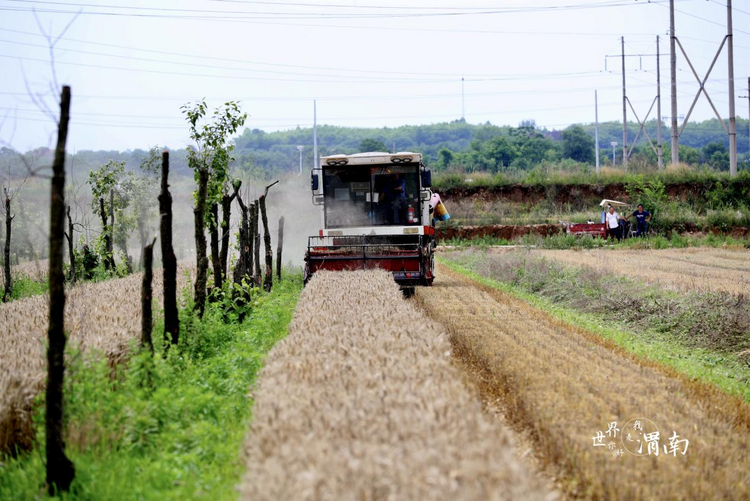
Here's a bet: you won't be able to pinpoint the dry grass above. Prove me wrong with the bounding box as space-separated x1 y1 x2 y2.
0 266 193 455
537 247 750 296
416 264 750 500
240 270 552 501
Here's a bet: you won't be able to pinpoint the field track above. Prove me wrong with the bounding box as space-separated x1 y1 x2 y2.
416 263 750 500
536 248 750 296
240 270 552 501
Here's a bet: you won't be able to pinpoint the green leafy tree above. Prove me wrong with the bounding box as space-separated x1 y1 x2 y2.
562 125 595 163
359 138 388 152
88 160 126 271
677 145 700 165
182 99 246 317
437 147 454 169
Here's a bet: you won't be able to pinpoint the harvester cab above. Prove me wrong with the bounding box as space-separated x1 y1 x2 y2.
304 151 436 293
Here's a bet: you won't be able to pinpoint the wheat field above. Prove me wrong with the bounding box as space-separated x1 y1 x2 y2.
240 270 552 501
0 266 192 455
1 259 49 285
536 248 750 296
416 264 750 499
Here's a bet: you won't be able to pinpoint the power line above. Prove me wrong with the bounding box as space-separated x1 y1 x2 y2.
0 52 613 84
653 2 750 37
4 94 689 128
0 31 613 80
0 0 681 22
0 78 671 106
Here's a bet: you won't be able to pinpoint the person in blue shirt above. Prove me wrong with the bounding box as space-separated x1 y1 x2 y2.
382 173 407 224
625 204 652 237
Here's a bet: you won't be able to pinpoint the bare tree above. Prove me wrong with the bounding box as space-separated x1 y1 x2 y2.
276 216 284 281
46 85 75 494
232 184 250 286
209 202 222 290
64 206 75 282
141 238 157 354
259 181 278 292
159 151 179 345
193 166 209 317
219 183 239 280
3 188 13 301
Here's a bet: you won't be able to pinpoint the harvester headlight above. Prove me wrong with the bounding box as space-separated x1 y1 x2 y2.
336 159 348 165
392 157 403 163
402 157 412 163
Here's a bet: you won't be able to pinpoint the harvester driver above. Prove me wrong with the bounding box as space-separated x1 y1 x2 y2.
383 173 407 224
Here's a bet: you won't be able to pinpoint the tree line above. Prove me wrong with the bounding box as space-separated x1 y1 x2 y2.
3 117 747 184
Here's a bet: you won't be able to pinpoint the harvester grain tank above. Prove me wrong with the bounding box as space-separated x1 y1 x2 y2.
304 152 438 293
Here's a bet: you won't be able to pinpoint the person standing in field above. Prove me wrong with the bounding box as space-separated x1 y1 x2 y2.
605 205 622 241
625 204 652 237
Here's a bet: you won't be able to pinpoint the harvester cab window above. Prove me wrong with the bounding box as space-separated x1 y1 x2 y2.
323 164 421 228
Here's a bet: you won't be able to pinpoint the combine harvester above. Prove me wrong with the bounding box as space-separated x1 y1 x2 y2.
304 151 447 295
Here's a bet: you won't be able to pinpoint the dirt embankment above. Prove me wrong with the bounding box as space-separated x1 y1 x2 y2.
436 224 749 241
240 270 552 500
416 264 750 500
435 180 750 206
437 224 563 241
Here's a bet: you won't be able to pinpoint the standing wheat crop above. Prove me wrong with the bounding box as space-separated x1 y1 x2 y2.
240 270 550 501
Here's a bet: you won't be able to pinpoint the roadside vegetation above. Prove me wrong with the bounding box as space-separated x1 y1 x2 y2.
441 232 750 250
0 273 302 500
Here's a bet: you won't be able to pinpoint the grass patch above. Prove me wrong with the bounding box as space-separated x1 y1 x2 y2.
9 276 49 301
439 256 750 401
441 232 750 250
0 273 303 500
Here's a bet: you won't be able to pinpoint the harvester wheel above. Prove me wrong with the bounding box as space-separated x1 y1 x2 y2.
401 287 415 298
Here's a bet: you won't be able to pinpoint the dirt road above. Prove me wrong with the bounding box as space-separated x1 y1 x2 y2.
416 263 750 500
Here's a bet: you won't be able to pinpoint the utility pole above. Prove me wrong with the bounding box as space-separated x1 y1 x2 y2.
669 0 679 164
621 36 628 170
656 35 664 170
461 76 465 120
296 145 303 174
670 0 737 174
595 90 600 175
313 100 318 171
611 141 618 166
727 0 737 176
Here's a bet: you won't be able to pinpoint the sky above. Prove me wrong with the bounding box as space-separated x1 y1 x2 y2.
0 0 748 153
